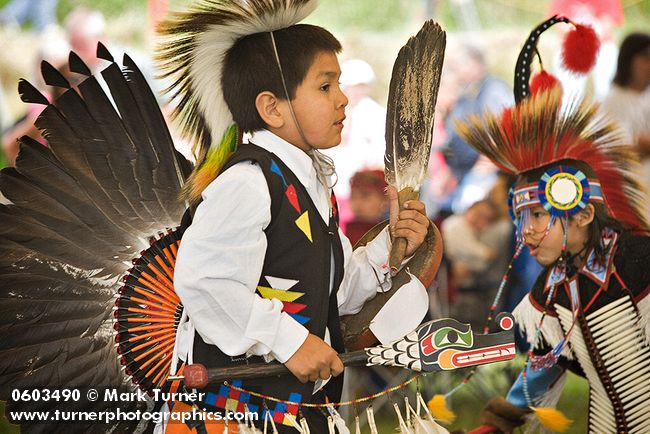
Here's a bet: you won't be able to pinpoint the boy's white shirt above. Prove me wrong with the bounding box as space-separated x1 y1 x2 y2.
173 129 395 365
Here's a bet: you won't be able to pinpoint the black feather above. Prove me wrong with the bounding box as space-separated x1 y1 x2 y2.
41 60 70 88
122 53 186 222
100 60 169 221
17 79 49 105
12 137 133 245
1 32 188 434
96 41 113 62
513 16 570 102
68 50 92 75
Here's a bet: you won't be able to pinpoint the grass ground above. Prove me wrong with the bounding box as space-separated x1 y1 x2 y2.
1 367 588 433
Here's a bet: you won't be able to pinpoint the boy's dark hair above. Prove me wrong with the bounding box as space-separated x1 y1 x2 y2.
519 160 625 261
613 32 650 87
222 24 342 133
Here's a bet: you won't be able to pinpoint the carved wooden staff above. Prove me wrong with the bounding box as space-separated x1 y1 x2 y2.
384 20 445 274
172 313 516 389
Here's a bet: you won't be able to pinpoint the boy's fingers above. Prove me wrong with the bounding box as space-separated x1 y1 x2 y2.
393 227 422 240
399 209 430 226
387 185 399 237
319 367 331 382
394 216 429 232
331 356 344 376
404 200 426 214
297 374 309 383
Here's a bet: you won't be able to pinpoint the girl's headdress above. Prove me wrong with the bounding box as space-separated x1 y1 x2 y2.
457 16 649 235
157 0 318 201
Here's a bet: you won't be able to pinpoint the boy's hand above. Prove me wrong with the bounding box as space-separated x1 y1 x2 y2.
387 186 430 257
284 334 344 383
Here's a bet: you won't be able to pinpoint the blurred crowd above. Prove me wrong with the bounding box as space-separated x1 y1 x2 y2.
0 0 649 335
324 0 650 333
0 1 167 171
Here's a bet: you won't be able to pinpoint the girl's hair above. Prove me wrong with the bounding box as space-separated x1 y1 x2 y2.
613 32 650 87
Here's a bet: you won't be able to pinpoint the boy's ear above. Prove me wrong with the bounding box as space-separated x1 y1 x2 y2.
255 91 284 128
576 203 595 227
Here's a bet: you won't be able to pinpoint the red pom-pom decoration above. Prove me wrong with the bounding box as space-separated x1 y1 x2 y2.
530 70 561 95
561 24 600 74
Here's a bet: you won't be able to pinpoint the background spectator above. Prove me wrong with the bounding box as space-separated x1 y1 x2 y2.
441 43 512 214
441 199 500 329
324 59 386 230
420 60 461 220
0 0 58 32
345 169 389 246
601 32 650 219
64 7 108 71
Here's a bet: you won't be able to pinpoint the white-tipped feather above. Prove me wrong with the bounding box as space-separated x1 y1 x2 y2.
300 414 311 434
394 402 414 434
285 413 304 433
191 0 317 146
384 20 445 191
523 371 567 434
328 416 336 434
159 0 317 155
408 397 449 434
327 405 350 434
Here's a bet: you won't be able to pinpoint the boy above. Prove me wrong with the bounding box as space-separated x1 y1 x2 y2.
442 199 509 327
157 0 430 431
346 169 389 245
455 16 650 432
442 199 498 288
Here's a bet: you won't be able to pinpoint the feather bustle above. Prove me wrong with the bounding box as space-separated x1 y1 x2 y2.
1 45 187 433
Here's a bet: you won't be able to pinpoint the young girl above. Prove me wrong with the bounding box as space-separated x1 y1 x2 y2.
457 16 650 433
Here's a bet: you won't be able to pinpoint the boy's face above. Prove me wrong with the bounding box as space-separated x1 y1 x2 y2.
523 206 587 266
465 203 493 232
349 188 387 223
281 51 348 151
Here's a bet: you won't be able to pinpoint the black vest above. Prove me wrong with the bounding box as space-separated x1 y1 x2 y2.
189 144 345 432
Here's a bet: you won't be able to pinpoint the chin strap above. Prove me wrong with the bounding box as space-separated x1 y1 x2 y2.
268 31 337 211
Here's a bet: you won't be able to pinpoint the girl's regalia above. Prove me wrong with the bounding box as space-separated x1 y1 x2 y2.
458 16 650 434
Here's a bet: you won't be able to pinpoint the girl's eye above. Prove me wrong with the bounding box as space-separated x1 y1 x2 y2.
533 212 544 218
320 84 330 92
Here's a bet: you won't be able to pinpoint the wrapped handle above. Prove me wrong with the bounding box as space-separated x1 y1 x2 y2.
388 187 420 274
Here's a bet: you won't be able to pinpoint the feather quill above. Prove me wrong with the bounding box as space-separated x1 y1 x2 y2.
385 20 445 191
384 20 445 271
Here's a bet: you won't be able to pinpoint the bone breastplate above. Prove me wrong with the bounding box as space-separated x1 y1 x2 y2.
556 296 650 433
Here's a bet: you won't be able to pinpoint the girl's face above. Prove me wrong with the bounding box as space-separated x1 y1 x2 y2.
631 46 650 91
523 206 591 266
